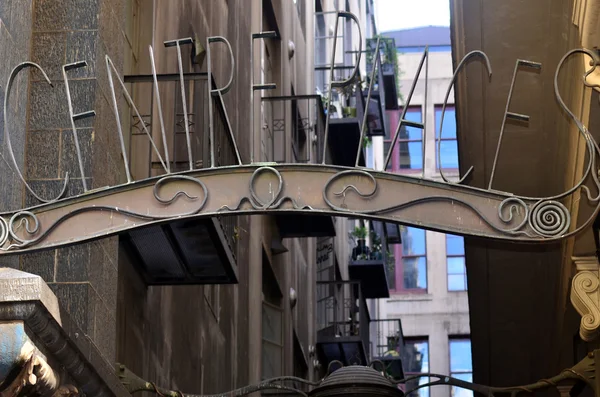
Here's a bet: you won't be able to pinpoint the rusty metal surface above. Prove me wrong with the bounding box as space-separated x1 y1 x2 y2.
0 163 594 254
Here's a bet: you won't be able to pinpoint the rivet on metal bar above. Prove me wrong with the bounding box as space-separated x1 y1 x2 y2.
206 35 241 167
506 112 530 122
488 59 541 190
250 30 278 164
164 38 195 171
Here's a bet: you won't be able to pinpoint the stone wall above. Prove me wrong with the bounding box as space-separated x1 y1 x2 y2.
0 0 125 366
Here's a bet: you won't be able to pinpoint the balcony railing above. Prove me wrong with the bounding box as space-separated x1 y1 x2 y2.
348 221 392 298
316 280 370 366
120 72 239 284
261 95 326 164
370 319 405 380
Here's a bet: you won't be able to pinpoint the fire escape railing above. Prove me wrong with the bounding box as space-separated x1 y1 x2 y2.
123 72 239 259
316 280 370 360
261 95 326 164
370 319 404 359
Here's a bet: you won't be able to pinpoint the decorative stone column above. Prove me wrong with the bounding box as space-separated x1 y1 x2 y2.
570 256 600 341
0 267 128 396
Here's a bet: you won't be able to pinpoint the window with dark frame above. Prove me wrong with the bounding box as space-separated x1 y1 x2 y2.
388 226 427 293
446 234 467 291
449 338 473 397
403 338 430 397
262 253 283 380
434 105 459 170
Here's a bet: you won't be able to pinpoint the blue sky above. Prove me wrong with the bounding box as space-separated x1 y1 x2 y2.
376 0 451 32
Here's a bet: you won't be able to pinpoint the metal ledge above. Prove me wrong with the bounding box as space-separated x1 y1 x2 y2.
0 163 585 255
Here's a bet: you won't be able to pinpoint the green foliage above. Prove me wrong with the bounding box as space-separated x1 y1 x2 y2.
351 226 368 239
362 135 372 149
366 36 404 105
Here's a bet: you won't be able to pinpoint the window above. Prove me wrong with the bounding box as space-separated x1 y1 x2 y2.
384 107 423 172
262 255 283 380
446 234 466 291
403 338 429 397
388 226 427 293
398 227 427 290
449 339 473 397
434 105 459 170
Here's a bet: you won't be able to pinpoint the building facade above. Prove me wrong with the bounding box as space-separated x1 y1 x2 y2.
370 26 471 397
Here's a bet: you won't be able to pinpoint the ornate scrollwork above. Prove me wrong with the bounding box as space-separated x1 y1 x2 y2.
571 269 600 341
220 166 312 212
528 200 570 237
0 176 208 251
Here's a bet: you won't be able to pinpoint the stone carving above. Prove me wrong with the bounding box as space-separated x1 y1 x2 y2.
571 257 600 341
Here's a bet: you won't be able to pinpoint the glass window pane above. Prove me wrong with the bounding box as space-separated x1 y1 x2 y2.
404 340 429 397
404 340 429 372
446 234 465 255
400 108 423 140
403 257 427 289
401 227 426 256
435 107 457 139
447 257 465 275
262 341 282 379
439 140 459 169
448 274 466 291
450 340 473 372
399 141 423 169
451 373 473 397
262 304 282 344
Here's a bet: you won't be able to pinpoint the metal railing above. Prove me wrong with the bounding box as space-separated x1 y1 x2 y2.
316 280 370 353
261 95 326 164
370 319 404 359
123 72 239 259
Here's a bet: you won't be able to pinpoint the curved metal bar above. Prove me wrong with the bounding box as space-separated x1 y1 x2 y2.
207 36 242 166
4 62 69 203
322 11 363 164
148 45 171 173
485 48 600 203
207 36 235 96
1 175 207 250
438 50 492 183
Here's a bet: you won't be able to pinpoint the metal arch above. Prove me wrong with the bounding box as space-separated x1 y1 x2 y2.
0 163 598 254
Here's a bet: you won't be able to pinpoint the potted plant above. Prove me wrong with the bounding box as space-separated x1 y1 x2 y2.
370 231 383 260
351 226 368 257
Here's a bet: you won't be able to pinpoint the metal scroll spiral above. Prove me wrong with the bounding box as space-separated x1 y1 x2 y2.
220 166 312 211
528 200 570 237
323 170 536 236
1 176 207 250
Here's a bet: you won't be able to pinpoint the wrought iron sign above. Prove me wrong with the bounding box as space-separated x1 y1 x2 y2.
0 12 598 255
